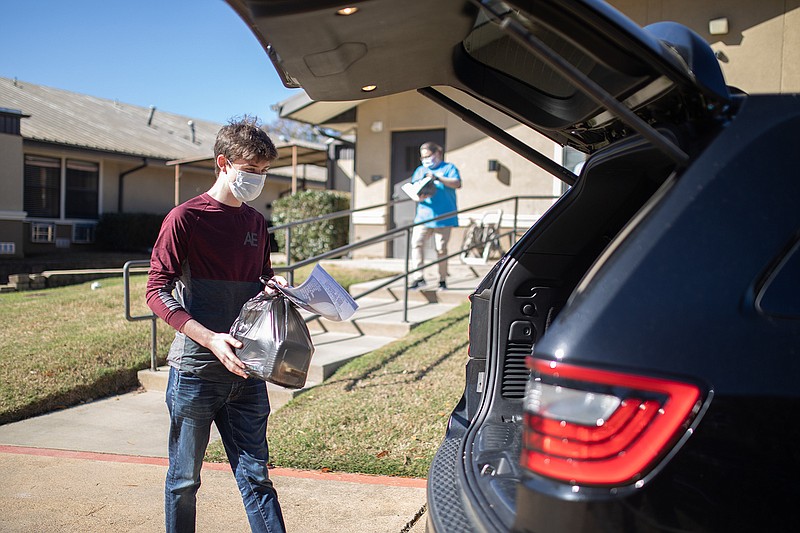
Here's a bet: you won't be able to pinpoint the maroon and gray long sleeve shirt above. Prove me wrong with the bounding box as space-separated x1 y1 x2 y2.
146 193 274 382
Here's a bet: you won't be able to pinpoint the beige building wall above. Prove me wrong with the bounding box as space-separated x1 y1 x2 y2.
3 146 222 255
122 165 214 215
784 4 800 91
0 133 24 213
351 90 561 258
0 132 26 257
611 0 800 93
6 146 327 256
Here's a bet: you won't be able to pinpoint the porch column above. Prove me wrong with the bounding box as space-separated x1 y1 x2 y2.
291 145 298 194
174 164 181 206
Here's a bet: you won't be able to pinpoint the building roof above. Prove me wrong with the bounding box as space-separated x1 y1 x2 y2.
0 76 220 161
1 76 330 185
273 90 359 132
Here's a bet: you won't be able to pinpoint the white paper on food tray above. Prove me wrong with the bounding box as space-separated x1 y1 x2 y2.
277 264 358 321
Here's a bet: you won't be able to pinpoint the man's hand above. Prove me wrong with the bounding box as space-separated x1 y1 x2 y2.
264 275 288 295
206 332 248 378
417 176 438 201
181 319 248 378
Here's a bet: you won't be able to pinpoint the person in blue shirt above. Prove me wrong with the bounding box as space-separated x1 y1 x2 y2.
409 142 462 290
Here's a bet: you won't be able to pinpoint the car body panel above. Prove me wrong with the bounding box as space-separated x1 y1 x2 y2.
514 94 800 531
545 95 800 397
225 1 800 531
445 126 691 530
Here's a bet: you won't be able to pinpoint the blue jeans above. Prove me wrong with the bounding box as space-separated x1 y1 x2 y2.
165 367 285 533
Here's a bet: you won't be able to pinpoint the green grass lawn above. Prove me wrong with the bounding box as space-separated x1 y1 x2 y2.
205 303 470 479
0 263 397 425
0 275 166 424
1 262 470 479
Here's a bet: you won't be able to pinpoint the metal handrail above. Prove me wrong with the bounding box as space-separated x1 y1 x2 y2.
123 260 159 371
124 194 559 369
274 194 554 269
270 197 412 233
270 197 414 283
274 194 559 321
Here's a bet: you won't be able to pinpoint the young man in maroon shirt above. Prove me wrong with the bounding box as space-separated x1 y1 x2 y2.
147 116 287 533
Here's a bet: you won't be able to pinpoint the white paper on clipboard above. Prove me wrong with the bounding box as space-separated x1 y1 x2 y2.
401 175 436 201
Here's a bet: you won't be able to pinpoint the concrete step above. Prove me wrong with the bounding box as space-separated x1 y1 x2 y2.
136 366 171 393
347 269 491 306
266 381 315 412
306 331 397 383
257 329 397 410
323 257 493 298
303 297 459 338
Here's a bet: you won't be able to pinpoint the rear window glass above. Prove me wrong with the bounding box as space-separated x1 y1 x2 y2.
462 4 594 99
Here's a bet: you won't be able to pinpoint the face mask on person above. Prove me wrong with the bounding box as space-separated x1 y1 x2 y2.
421 156 435 169
227 160 266 202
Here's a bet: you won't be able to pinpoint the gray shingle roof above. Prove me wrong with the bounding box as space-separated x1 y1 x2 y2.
0 76 221 161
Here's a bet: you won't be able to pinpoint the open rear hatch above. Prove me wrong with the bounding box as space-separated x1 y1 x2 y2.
226 0 731 156
225 1 738 531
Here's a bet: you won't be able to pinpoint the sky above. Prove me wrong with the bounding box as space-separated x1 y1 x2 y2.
0 0 301 125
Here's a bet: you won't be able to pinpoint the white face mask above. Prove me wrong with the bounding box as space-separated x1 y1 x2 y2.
227 161 266 202
421 153 440 169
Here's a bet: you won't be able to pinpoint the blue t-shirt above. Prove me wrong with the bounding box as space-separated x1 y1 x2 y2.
411 161 461 227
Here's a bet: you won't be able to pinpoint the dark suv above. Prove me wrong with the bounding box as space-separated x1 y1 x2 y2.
229 0 800 531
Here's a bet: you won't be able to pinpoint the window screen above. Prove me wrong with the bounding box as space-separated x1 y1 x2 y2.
65 159 99 219
24 155 61 218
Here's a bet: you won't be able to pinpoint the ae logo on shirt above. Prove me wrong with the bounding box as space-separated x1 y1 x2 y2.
243 231 259 247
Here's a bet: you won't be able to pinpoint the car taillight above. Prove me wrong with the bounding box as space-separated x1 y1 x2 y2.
522 357 701 486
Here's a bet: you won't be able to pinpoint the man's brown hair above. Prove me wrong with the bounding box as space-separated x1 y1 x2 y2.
213 115 277 175
420 141 443 154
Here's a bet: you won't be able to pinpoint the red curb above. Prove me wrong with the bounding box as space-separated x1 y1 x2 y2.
0 445 427 489
0 445 169 466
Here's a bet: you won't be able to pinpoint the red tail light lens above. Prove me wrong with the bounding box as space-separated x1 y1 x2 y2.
522 357 701 486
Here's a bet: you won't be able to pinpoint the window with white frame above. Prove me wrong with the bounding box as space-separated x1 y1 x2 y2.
31 222 56 243
23 155 100 220
72 223 96 244
24 155 61 218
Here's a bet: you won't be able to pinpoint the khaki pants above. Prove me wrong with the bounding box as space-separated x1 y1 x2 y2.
411 225 451 282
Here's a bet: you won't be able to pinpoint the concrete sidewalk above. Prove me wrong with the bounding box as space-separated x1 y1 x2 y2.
0 448 427 533
0 390 427 532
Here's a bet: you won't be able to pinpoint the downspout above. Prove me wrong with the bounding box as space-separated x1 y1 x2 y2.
291 145 298 194
326 144 335 190
118 158 149 212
